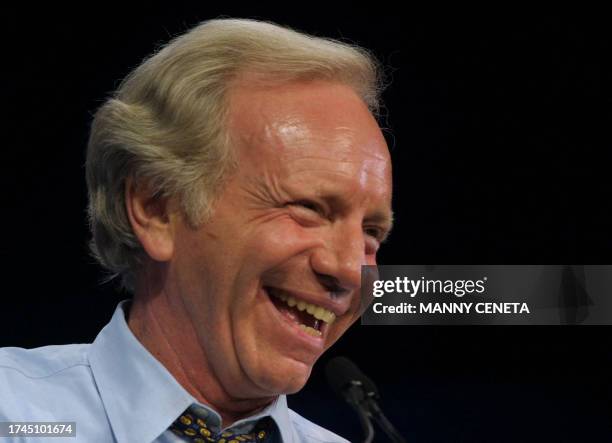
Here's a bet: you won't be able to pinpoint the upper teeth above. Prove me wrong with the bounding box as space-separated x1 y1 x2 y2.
273 292 336 324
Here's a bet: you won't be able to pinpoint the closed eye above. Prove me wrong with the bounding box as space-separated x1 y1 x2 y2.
364 227 380 238
364 226 390 243
293 200 320 212
287 200 328 217
284 200 328 226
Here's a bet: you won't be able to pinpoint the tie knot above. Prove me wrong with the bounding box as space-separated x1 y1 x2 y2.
169 405 276 442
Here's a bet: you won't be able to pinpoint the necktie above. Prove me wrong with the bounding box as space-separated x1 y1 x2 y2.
169 405 276 442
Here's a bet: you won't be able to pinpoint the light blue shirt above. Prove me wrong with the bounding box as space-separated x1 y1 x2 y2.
0 301 349 442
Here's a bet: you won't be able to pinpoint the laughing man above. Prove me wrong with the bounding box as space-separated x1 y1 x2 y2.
0 19 393 442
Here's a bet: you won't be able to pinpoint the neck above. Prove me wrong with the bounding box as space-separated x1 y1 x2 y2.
127 272 275 427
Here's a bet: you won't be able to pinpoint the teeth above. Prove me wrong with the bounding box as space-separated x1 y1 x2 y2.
269 290 336 325
314 306 326 320
299 324 323 337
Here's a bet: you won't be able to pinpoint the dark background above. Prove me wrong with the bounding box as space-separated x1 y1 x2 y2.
2 7 611 442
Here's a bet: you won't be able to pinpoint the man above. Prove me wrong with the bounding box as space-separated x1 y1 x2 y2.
0 18 393 442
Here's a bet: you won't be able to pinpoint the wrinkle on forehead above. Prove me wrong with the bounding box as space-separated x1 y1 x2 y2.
284 159 390 188
359 156 390 189
266 117 312 148
258 121 391 207
266 120 389 169
227 80 392 197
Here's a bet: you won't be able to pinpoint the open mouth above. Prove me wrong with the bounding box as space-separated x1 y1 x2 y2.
264 286 336 337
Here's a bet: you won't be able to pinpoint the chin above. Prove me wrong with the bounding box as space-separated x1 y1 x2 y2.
251 356 314 395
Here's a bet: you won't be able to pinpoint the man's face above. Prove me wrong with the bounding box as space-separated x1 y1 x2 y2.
168 80 392 398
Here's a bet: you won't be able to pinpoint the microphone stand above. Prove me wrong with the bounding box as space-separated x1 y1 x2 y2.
346 381 406 443
366 398 407 443
346 383 374 443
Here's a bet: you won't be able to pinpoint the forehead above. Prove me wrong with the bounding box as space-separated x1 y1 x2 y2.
226 80 392 198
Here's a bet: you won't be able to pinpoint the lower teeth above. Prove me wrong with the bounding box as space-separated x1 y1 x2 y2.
299 324 322 337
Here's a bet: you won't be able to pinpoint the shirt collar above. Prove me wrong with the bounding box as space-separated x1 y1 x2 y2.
88 300 295 443
229 394 294 443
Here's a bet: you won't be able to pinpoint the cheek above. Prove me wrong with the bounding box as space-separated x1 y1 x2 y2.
171 229 244 314
245 218 320 265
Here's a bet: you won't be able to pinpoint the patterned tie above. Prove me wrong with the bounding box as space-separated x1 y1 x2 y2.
169 405 277 442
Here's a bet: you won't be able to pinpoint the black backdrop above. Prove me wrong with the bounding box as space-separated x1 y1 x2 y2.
2 7 611 442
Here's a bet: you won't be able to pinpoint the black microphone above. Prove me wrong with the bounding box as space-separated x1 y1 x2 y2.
325 356 407 443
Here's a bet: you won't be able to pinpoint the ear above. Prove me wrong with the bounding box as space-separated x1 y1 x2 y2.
125 176 175 262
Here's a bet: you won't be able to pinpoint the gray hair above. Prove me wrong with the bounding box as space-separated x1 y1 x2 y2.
86 18 384 292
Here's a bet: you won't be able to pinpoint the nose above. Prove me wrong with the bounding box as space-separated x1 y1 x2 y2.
310 222 366 293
